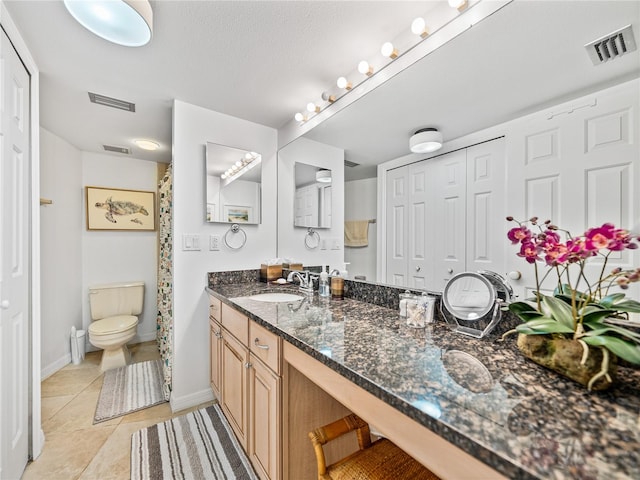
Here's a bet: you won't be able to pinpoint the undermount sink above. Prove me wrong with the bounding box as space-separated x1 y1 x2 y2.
248 292 304 303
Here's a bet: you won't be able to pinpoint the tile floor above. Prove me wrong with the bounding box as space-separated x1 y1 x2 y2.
23 341 213 480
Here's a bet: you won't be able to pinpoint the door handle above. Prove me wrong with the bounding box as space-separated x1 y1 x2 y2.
415 266 421 272
447 268 453 274
254 338 269 350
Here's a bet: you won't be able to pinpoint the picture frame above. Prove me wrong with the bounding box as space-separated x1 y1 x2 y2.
86 186 156 231
224 205 252 223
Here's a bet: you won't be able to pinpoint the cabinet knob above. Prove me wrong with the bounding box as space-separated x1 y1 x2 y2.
508 271 522 280
447 268 453 274
415 266 421 272
254 338 270 350
244 362 252 369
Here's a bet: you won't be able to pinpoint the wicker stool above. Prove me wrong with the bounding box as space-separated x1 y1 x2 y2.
308 414 441 480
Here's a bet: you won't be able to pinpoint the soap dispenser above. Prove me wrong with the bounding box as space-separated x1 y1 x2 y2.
330 268 344 300
319 265 330 297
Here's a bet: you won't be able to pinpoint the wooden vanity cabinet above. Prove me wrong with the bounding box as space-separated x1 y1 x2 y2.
208 293 282 480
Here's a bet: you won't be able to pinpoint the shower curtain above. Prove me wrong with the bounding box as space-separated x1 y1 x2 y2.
157 165 173 400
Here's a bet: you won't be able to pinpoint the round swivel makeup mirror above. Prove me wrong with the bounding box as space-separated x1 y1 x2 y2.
443 272 495 321
441 271 512 339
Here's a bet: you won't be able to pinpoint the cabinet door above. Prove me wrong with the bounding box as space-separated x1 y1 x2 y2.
249 357 281 480
210 320 222 400
221 330 250 449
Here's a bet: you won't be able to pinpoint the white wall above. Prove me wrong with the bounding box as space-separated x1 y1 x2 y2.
345 178 377 281
39 129 83 377
277 137 344 270
81 152 159 348
172 100 277 410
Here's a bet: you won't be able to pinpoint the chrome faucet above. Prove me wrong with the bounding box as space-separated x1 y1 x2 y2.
287 270 315 293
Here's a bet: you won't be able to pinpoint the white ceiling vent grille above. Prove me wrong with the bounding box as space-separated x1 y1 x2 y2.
103 145 131 154
89 92 136 112
345 159 360 168
585 24 637 65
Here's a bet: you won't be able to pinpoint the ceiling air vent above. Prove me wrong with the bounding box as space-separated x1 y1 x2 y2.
89 92 136 112
345 159 360 168
103 145 131 155
585 24 637 65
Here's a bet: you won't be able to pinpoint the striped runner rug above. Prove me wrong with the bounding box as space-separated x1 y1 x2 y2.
131 404 258 480
94 359 166 423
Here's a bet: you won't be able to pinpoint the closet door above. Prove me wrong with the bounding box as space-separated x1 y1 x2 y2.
386 166 408 285
433 150 466 292
407 162 430 289
465 138 506 277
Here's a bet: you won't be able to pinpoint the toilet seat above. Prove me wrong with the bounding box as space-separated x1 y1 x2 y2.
89 315 138 335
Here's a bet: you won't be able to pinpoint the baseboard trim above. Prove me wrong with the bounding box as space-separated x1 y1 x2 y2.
169 388 215 413
41 353 71 380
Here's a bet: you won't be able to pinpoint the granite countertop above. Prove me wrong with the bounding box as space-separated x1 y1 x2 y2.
207 282 640 480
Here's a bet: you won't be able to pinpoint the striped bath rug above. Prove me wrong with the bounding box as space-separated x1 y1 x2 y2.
131 404 258 480
94 359 166 423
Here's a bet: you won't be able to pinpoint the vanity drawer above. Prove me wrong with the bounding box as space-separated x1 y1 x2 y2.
250 321 281 374
209 295 222 322
222 303 248 346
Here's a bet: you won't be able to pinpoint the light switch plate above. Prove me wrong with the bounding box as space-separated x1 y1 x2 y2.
182 234 201 251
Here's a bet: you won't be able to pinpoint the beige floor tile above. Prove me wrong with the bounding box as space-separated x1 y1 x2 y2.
41 367 103 398
22 427 115 480
79 418 164 480
41 394 75 422
129 342 161 364
43 388 121 434
120 400 173 424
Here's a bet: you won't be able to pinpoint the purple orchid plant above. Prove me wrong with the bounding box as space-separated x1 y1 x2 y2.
504 216 640 373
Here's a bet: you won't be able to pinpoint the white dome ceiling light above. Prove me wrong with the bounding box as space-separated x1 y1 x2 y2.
410 128 443 154
316 169 332 183
64 0 153 47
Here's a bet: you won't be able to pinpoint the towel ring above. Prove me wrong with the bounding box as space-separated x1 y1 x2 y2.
304 227 320 250
224 223 247 250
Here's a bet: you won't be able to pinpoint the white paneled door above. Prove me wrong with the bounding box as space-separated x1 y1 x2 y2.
0 28 30 480
506 82 639 301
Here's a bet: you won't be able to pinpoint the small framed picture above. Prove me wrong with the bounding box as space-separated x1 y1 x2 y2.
86 186 156 231
224 205 252 223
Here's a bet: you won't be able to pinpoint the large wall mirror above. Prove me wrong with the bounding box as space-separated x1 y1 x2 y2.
276 1 638 291
294 162 332 229
206 142 262 224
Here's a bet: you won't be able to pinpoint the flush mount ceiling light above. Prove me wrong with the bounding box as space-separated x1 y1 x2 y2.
64 0 153 47
316 169 332 183
410 128 443 154
134 139 159 151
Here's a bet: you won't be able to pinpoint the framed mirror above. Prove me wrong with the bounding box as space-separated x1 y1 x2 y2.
294 161 332 229
206 142 262 224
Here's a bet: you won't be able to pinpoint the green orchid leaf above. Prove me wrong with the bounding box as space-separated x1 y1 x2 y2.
543 295 575 330
508 302 538 315
581 309 617 325
607 300 640 313
583 326 640 343
554 285 589 301
582 335 640 365
514 311 546 321
599 293 626 308
516 319 574 334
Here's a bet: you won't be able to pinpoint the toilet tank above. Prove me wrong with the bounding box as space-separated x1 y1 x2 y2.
89 281 145 320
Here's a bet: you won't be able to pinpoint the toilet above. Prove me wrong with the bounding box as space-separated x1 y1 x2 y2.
88 281 144 371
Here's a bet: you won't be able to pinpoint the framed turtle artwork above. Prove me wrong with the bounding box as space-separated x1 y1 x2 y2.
86 186 156 231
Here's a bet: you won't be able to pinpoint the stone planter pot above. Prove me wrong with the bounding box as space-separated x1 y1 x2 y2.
516 333 617 391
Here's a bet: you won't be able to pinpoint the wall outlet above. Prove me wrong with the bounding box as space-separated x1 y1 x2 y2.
209 235 221 251
331 238 341 250
182 234 201 251
320 238 327 250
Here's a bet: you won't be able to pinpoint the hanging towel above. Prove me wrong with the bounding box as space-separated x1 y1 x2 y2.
345 220 370 247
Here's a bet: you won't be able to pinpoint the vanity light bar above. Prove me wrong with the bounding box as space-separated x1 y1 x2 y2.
294 1 470 125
